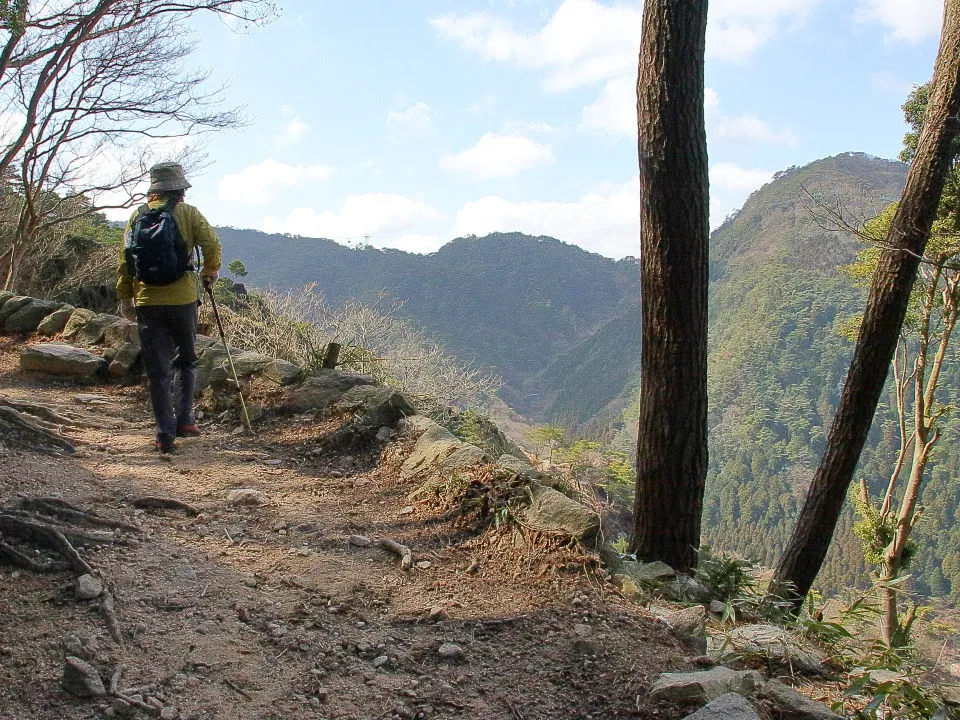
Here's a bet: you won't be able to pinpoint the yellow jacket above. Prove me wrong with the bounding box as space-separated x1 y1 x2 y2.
116 200 222 306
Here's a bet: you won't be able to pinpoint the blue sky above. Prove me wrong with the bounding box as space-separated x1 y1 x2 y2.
154 0 945 259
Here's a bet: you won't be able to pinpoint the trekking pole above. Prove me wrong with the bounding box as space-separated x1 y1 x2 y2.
205 285 254 434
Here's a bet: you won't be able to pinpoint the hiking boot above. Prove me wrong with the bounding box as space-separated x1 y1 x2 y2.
176 424 201 437
155 436 176 454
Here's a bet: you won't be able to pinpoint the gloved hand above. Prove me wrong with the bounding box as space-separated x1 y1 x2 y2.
201 271 219 290
119 298 136 322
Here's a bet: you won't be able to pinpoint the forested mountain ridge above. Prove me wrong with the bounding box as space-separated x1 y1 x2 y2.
220 152 960 600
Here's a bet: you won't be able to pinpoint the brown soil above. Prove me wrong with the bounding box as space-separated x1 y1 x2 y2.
0 338 699 720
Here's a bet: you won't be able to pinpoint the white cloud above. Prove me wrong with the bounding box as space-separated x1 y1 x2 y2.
709 161 773 226
707 0 823 64
431 0 642 91
218 158 332 204
855 0 943 42
263 193 443 241
441 133 553 179
383 233 446 254
453 179 640 258
579 75 635 138
273 106 310 147
714 115 797 146
386 101 434 133
433 0 822 96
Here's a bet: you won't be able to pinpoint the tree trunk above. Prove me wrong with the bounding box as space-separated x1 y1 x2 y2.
630 0 710 573
772 0 960 604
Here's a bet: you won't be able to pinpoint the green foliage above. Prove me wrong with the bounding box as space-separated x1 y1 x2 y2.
695 546 758 603
852 489 897 568
227 259 248 278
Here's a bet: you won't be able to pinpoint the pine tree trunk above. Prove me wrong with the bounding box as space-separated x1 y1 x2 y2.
772 0 960 604
630 0 709 574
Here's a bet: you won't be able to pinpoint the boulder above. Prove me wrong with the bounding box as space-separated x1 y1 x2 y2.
681 693 760 720
496 453 537 476
708 624 828 676
401 416 472 479
658 605 708 652
20 343 104 378
62 656 106 697
230 350 274 376
37 305 75 336
649 667 763 704
0 295 33 324
0 290 14 309
76 313 122 346
339 385 417 429
196 344 230 388
284 371 377 411
102 319 139 348
620 560 677 583
261 358 302 385
61 308 97 339
520 482 600 542
760 680 842 719
665 575 714 603
4 299 61 333
108 342 142 377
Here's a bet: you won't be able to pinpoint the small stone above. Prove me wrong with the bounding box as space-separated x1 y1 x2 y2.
376 427 393 442
160 708 179 720
428 606 450 621
62 656 106 697
263 459 282 467
226 488 269 506
415 561 432 570
316 688 330 702
348 534 372 548
372 655 389 668
111 697 134 717
75 574 104 600
399 506 415 516
437 643 465 660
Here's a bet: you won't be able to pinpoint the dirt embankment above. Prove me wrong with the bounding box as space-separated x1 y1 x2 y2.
0 339 693 720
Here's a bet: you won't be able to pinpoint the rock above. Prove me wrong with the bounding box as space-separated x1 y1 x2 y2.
709 624 828 676
348 534 372 548
61 307 97 339
284 371 377 411
261 358 302 385
108 342 142 377
620 559 677 583
4 298 61 333
437 643 465 660
372 655 389 668
520 483 600 542
75 574 103 600
37 306 75 336
682 693 760 720
339 385 417 429
495 453 536 476
0 290 14 310
226 488 269 506
62 656 106 697
401 416 475 479
230 350 274 376
649 666 763 704
665 575 714 603
610 574 643 601
20 343 105 378
76 313 122 345
102 319 139 348
160 707 178 719
0 296 33 324
660 606 708 650
195 344 230 388
760 680 842 719
710 600 727 615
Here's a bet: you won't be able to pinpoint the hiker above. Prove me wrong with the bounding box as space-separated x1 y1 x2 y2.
116 162 222 453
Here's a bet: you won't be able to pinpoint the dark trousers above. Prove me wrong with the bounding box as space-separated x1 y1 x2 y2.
136 302 198 443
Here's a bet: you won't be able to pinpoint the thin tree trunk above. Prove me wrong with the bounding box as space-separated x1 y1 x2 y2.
630 0 710 573
772 0 960 604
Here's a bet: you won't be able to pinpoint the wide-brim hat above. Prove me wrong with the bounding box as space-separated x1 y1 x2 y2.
148 162 192 193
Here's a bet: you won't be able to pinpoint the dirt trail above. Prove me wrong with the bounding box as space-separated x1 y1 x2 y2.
0 339 691 720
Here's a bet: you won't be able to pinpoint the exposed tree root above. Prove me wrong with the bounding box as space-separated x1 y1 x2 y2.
130 496 201 516
0 539 58 572
0 404 75 454
100 591 123 645
18 497 143 533
0 514 92 574
378 538 413 570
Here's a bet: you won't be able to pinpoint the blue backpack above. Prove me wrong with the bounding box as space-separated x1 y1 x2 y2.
124 199 191 286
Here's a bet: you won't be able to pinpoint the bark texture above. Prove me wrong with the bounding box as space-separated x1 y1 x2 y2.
630 0 710 573
772 0 960 603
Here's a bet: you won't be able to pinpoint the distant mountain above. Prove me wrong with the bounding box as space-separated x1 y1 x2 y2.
217 229 639 414
218 152 960 600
